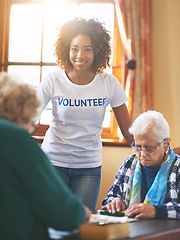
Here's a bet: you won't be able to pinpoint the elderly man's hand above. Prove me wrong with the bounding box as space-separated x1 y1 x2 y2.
101 198 126 213
125 203 156 219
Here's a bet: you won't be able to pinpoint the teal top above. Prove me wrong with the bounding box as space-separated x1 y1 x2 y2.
0 119 86 240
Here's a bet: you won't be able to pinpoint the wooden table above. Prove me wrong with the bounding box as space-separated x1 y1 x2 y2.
122 219 180 240
50 219 180 240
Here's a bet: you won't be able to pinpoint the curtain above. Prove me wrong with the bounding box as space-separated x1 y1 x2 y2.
115 0 153 120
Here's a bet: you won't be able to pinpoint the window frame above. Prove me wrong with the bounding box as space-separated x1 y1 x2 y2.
0 0 128 145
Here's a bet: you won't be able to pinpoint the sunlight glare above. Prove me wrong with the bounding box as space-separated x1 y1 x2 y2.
43 3 78 62
9 4 43 62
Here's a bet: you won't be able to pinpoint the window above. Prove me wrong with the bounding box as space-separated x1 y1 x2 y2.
0 0 127 144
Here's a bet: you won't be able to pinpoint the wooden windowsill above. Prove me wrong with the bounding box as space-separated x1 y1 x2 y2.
102 139 130 147
32 135 130 147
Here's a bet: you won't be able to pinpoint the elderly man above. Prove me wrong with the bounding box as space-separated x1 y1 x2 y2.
102 110 180 219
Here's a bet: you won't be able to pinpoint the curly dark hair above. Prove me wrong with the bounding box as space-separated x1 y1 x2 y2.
55 18 111 73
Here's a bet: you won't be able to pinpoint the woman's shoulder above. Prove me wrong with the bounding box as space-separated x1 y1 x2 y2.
174 155 180 168
100 71 117 80
97 72 122 88
0 119 20 132
0 119 30 143
124 154 137 164
169 154 180 178
119 154 137 170
169 155 180 183
115 154 136 178
41 69 65 88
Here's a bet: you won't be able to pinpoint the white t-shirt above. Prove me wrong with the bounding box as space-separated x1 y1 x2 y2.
38 69 128 168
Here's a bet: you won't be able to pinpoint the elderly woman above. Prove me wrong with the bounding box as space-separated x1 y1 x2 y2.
102 110 180 219
0 73 90 240
0 73 42 132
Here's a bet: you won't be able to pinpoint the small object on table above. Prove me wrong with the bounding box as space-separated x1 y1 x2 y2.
79 212 129 240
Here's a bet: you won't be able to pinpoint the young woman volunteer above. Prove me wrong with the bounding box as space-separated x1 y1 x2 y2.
38 18 133 210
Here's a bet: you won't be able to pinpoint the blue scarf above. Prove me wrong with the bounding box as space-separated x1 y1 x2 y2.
125 146 176 207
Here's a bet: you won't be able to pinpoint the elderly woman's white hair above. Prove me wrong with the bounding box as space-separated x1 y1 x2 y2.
129 110 170 142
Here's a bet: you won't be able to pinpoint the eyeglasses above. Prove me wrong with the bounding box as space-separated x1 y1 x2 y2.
131 139 166 154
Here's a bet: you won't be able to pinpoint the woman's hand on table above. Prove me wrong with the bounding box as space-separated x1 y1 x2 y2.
125 203 156 219
101 198 126 213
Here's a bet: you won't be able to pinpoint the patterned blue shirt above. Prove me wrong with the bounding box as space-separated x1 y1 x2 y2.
102 152 180 219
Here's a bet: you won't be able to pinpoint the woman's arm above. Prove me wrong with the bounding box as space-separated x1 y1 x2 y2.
101 155 135 207
113 104 134 145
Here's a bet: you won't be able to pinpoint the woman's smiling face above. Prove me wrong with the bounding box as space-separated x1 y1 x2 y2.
69 34 94 72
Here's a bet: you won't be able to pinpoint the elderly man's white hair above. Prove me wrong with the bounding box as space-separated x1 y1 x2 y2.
129 110 170 142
